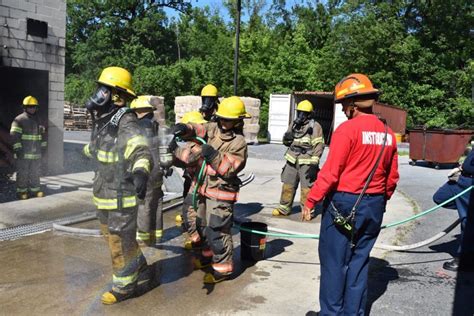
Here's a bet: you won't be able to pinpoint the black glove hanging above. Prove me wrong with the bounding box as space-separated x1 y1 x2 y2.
283 131 294 146
170 123 189 138
133 170 148 200
201 144 218 162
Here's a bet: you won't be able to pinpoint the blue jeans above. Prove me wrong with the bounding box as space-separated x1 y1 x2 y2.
433 176 473 255
319 192 385 316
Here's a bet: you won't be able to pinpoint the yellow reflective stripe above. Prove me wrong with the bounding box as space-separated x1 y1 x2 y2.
298 156 320 165
10 126 22 133
284 152 297 164
30 187 41 192
23 153 41 159
93 195 137 210
336 84 366 97
136 231 150 241
311 137 324 145
21 134 42 140
113 271 139 287
132 158 150 173
83 144 92 158
41 142 47 147
96 150 118 163
155 230 163 238
13 143 22 150
124 135 148 160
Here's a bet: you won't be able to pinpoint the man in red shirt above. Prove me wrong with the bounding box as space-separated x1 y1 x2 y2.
302 73 399 315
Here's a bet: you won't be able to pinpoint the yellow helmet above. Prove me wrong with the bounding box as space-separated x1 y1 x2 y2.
130 95 154 110
296 100 313 112
215 96 251 120
181 111 207 124
23 96 38 107
97 66 136 97
201 84 218 97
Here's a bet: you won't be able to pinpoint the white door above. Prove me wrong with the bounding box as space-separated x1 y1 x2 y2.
268 94 291 143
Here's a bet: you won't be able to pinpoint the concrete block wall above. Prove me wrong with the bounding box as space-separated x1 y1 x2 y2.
174 96 261 144
1 0 66 173
149 96 166 127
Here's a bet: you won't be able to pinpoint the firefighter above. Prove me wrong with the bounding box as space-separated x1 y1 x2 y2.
171 96 250 283
199 84 219 121
130 96 164 247
302 74 399 315
10 96 47 199
173 111 207 249
272 100 324 217
82 67 154 304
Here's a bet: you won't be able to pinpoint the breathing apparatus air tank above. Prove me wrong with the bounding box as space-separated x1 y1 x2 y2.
157 127 175 175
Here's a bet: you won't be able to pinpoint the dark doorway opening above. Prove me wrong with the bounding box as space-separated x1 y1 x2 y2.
0 67 49 173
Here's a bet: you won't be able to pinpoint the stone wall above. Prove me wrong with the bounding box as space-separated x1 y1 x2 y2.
174 96 261 144
1 0 66 173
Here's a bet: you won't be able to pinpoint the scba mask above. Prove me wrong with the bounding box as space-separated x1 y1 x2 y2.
293 111 310 127
200 96 218 118
85 86 112 113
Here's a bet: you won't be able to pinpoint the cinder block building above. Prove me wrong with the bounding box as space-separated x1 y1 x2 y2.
0 0 66 174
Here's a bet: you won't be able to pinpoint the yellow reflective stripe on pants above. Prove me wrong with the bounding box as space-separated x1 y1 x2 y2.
93 195 137 210
10 126 22 133
124 135 148 159
41 142 47 147
113 271 139 288
136 231 150 241
284 153 297 164
155 229 163 238
30 187 41 192
21 134 42 141
96 150 118 163
83 144 92 158
132 158 150 173
13 143 22 150
23 153 41 159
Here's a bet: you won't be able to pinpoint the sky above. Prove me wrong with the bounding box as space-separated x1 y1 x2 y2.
162 0 311 22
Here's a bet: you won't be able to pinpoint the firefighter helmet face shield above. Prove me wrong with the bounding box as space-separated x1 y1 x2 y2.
293 110 310 127
86 86 112 113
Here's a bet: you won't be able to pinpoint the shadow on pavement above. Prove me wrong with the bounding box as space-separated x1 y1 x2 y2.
367 257 399 315
234 202 264 220
429 236 460 258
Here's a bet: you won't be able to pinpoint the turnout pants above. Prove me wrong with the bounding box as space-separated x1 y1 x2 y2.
319 192 385 316
196 196 234 265
433 176 474 255
98 207 147 294
277 162 317 214
16 158 41 193
137 186 164 243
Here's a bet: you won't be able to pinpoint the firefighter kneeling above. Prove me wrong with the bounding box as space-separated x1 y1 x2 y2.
171 96 250 283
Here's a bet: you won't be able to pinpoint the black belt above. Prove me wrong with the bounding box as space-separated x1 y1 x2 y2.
461 171 474 178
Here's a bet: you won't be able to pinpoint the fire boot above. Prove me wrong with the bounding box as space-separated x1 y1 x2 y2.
101 290 135 305
184 232 202 250
175 214 183 227
272 183 296 216
203 261 233 284
193 247 213 270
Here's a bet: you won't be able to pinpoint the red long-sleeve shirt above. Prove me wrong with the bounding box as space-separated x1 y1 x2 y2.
305 114 399 209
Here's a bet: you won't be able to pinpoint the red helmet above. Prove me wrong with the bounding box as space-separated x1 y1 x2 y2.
334 73 380 102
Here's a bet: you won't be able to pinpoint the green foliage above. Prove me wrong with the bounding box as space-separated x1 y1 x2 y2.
65 0 474 133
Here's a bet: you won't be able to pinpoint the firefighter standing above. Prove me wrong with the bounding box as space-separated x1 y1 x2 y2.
82 67 154 304
199 84 219 121
173 111 207 249
10 96 47 199
272 100 324 217
171 96 250 283
130 96 164 247
302 74 399 315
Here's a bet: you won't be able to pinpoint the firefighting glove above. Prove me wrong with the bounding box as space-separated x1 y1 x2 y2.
133 170 148 200
282 131 294 147
201 144 218 162
170 123 188 138
307 164 319 183
447 167 461 183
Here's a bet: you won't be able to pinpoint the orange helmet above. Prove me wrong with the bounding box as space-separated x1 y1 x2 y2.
334 73 380 102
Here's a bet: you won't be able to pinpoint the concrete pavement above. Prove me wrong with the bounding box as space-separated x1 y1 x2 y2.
0 154 416 315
